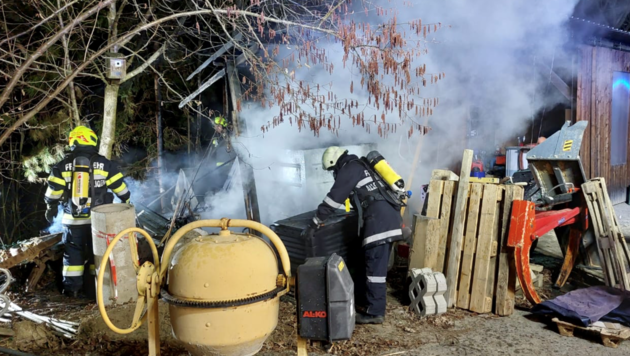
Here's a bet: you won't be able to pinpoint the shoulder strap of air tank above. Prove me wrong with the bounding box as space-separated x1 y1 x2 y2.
355 157 404 207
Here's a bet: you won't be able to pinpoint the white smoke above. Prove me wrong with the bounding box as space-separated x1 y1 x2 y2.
127 0 582 227
47 207 65 234
204 0 581 225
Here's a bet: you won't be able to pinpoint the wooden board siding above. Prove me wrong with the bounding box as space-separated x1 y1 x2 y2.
577 46 630 204
577 46 593 179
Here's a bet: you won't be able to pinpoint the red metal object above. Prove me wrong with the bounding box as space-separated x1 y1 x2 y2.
397 243 409 259
507 200 584 305
495 156 506 165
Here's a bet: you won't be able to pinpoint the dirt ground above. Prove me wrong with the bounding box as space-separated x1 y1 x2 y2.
1 205 630 355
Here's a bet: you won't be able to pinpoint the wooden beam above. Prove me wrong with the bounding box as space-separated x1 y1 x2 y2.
431 169 459 181
186 33 243 81
226 61 261 224
495 185 524 316
179 69 225 109
179 45 259 109
445 149 474 307
537 61 572 101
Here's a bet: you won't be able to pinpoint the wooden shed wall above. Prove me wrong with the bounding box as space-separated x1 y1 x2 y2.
577 46 630 204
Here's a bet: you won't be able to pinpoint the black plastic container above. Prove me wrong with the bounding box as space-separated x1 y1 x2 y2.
271 210 359 273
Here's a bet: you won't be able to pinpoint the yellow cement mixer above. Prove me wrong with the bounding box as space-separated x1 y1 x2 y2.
96 218 355 356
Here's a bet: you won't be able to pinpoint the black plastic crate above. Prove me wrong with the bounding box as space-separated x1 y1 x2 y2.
271 210 359 273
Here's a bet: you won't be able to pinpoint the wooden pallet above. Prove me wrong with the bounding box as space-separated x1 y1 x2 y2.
409 151 523 315
455 183 520 313
552 317 630 348
582 178 630 291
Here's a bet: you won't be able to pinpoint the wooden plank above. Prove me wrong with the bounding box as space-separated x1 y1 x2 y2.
445 149 474 307
485 186 504 313
495 185 524 316
593 180 627 288
408 215 442 271
436 181 455 273
583 181 617 287
426 180 444 218
596 178 630 289
469 177 499 184
469 184 499 313
431 169 459 181
408 215 430 271
577 46 593 179
456 183 483 309
0 327 14 336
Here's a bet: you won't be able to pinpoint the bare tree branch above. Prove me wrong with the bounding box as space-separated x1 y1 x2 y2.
0 0 80 46
0 0 115 110
120 42 166 84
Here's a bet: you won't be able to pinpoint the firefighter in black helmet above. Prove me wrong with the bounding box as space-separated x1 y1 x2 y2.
44 126 131 298
302 146 403 324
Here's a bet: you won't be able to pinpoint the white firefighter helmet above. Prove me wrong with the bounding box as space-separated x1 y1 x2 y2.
322 146 348 171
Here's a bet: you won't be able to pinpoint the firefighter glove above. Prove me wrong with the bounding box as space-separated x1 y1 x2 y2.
45 204 58 223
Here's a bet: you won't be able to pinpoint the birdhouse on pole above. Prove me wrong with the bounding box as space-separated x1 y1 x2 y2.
106 52 126 80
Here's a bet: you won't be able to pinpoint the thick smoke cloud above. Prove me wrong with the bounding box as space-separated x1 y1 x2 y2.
205 0 581 225
136 0 581 227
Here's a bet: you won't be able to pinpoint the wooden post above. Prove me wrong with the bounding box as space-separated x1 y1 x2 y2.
226 61 261 223
445 149 474 307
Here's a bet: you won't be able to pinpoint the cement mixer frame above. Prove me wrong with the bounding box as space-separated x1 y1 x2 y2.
96 219 303 356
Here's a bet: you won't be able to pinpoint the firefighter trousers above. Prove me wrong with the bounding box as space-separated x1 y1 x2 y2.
355 242 391 317
62 224 96 296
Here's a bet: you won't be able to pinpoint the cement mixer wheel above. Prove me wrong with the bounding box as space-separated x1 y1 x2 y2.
161 285 285 308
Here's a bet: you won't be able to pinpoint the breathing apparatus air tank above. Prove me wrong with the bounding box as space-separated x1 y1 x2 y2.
366 151 407 199
71 156 92 217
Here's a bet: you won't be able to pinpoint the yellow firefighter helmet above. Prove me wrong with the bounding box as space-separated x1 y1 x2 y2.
69 126 98 147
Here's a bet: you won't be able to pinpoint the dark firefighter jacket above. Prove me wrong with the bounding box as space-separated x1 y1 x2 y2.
44 146 131 226
315 153 403 248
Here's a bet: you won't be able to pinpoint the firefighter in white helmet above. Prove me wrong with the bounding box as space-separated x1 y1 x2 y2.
302 146 404 324
44 126 131 298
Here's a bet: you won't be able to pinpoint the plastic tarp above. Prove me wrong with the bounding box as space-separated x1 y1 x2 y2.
532 286 630 327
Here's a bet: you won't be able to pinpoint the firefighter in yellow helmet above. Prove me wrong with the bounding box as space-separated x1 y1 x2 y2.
44 126 131 298
208 116 236 193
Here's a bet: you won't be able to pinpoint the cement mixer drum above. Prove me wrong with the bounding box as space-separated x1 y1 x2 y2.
163 228 283 356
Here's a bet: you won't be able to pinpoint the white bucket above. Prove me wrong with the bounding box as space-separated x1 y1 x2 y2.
91 204 138 305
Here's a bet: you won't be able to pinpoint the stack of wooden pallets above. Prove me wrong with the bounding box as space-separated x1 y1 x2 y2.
409 149 524 316
582 178 630 290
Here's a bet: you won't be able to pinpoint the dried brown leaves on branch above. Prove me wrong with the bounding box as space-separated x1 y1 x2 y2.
225 1 446 138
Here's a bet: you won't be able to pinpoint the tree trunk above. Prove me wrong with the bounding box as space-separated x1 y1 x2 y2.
99 83 120 158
